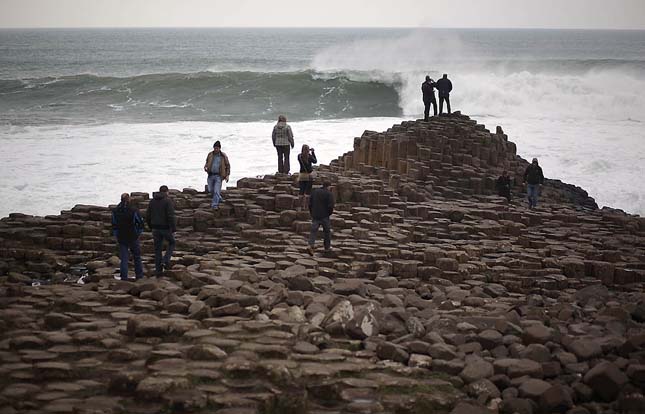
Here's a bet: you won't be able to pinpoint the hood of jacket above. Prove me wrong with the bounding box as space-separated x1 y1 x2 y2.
275 121 288 129
152 192 166 200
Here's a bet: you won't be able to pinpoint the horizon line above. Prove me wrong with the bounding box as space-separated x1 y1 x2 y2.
1 25 645 31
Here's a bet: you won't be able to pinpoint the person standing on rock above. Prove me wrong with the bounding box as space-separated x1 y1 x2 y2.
146 185 176 276
297 144 317 210
436 73 453 115
111 193 144 281
421 76 437 121
203 140 231 209
272 115 295 174
496 170 512 202
523 158 545 209
308 181 334 255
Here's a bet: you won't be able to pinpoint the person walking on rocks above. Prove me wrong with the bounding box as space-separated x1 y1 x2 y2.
421 75 437 121
436 73 453 115
272 115 295 174
297 144 317 210
496 170 512 202
523 158 544 209
308 181 334 255
111 193 144 280
146 185 176 276
204 140 231 209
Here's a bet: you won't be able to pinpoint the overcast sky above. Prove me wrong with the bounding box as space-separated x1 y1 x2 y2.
1 0 644 29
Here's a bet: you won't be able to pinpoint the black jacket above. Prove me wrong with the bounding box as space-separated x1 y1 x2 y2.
111 202 143 244
146 192 176 232
523 164 544 185
309 187 334 220
496 175 512 195
421 81 436 102
298 152 317 173
436 77 453 97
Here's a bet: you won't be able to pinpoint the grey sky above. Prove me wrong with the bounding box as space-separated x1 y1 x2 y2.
1 0 644 29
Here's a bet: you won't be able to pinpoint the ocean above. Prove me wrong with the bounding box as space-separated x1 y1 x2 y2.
1 28 644 217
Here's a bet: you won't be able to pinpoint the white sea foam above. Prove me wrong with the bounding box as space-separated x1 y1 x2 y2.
309 30 645 216
1 115 643 218
0 118 402 218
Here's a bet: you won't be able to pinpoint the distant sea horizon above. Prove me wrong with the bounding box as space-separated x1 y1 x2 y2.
1 27 644 217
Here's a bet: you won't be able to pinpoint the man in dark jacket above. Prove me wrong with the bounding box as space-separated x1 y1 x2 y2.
436 73 453 115
308 181 334 255
111 193 144 280
523 158 545 209
496 170 512 202
421 76 437 121
146 185 176 276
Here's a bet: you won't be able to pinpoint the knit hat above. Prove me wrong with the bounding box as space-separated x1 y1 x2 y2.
213 140 221 148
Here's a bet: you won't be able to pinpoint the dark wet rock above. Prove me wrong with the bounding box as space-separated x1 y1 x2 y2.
539 384 574 413
376 341 409 364
460 356 494 383
583 361 628 401
518 378 551 399
567 339 602 361
522 324 553 345
500 397 535 414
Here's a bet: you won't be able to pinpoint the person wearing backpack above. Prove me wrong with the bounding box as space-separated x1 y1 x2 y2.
111 193 145 280
146 185 176 276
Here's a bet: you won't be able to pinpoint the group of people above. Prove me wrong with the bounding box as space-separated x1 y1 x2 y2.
113 111 546 279
420 74 547 208
422 73 453 121
111 185 176 280
496 158 545 209
113 114 334 279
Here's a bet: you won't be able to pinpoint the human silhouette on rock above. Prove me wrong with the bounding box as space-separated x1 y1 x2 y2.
421 76 437 121
436 74 453 115
523 158 544 209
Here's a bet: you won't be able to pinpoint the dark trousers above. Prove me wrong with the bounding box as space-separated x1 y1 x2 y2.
153 229 175 273
423 99 437 121
439 95 451 114
118 239 143 280
309 216 331 250
498 187 511 202
276 145 291 174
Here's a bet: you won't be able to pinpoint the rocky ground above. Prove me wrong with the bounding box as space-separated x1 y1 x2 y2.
1 114 644 414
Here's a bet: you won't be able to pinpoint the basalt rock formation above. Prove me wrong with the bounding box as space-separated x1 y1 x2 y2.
1 113 644 414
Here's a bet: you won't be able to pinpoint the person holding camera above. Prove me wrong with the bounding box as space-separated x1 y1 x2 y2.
297 144 317 210
272 114 295 174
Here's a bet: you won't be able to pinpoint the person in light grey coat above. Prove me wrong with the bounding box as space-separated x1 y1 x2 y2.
272 114 295 174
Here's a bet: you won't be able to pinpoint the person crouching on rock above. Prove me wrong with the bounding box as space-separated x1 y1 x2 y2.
496 170 512 202
297 144 317 210
146 185 176 277
272 114 295 174
204 140 231 209
111 193 144 281
523 158 544 209
308 181 334 256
